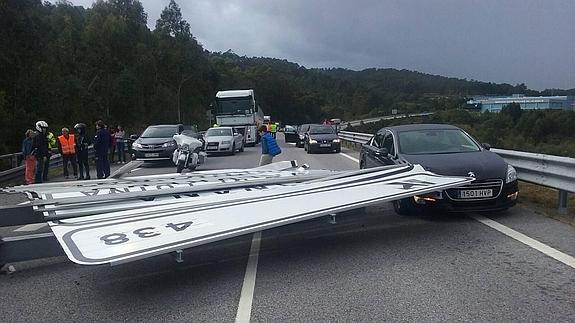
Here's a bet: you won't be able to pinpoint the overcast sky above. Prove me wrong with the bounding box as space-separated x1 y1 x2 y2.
68 0 575 90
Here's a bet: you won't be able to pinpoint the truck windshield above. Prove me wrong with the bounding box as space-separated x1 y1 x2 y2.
216 97 253 115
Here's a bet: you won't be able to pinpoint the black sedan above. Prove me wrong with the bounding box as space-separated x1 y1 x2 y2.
131 125 197 163
360 124 518 214
304 124 341 153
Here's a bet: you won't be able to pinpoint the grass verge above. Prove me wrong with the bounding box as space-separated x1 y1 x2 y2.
518 181 575 226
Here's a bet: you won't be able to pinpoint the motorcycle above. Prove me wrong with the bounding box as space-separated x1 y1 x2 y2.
172 133 207 173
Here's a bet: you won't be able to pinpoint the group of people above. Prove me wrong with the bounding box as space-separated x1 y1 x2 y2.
266 122 279 138
22 120 127 184
20 120 280 184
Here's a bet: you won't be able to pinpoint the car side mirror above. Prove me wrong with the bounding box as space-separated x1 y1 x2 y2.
482 143 491 150
376 147 389 156
233 133 239 136
129 134 138 140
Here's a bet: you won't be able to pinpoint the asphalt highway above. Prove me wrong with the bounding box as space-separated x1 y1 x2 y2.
1 133 574 322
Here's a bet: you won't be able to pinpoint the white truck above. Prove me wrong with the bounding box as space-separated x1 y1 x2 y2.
214 89 264 146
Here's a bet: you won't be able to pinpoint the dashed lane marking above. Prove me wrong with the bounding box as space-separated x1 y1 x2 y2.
235 231 262 323
472 215 575 269
14 223 48 232
339 152 360 163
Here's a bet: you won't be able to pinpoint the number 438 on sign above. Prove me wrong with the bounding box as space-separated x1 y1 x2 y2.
100 221 196 245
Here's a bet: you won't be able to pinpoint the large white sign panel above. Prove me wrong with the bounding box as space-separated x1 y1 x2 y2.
49 165 472 266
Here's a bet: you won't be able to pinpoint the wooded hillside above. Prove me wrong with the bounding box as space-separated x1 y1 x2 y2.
1 0 572 155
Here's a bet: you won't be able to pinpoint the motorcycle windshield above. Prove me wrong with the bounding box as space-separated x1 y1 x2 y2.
173 134 201 148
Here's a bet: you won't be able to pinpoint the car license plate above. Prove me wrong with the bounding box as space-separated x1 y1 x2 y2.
320 144 331 147
144 153 159 157
459 189 493 198
206 146 218 150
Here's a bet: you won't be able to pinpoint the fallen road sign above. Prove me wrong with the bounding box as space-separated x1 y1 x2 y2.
1 162 472 267
47 164 471 266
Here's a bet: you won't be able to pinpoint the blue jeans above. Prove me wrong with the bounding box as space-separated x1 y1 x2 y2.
96 155 110 179
116 141 125 162
35 157 45 183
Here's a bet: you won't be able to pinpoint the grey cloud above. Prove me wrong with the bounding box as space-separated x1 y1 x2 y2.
69 0 575 90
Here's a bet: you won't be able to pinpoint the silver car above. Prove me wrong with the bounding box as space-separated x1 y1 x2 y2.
204 127 245 155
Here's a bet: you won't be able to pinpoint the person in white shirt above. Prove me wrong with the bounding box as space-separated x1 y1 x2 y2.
114 125 126 163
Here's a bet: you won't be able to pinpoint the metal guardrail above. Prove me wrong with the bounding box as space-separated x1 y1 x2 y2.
0 152 22 169
338 131 373 145
0 139 132 184
0 148 96 185
338 130 574 212
341 112 434 129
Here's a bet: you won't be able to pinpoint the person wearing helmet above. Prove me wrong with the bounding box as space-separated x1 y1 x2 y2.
94 120 111 179
74 123 91 180
32 120 50 183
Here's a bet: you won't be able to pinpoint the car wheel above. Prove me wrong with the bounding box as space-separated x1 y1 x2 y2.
393 198 416 216
335 148 341 153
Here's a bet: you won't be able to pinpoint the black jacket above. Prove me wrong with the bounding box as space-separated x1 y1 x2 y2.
31 131 50 158
94 128 110 156
76 132 92 154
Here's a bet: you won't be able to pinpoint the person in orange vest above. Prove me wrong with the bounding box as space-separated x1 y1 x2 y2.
58 127 78 179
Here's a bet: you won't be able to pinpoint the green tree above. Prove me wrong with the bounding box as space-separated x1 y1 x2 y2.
154 0 206 123
500 102 522 124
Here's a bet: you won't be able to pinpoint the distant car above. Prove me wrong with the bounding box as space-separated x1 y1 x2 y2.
204 127 244 155
283 125 299 143
304 124 341 153
360 124 518 214
131 124 193 162
296 124 314 148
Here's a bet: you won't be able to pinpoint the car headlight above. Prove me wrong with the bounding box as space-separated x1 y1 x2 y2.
299 134 305 139
506 165 517 183
332 138 341 143
132 142 142 149
309 139 318 144
221 141 231 144
162 141 175 147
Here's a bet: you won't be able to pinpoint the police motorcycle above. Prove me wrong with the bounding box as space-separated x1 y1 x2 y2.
172 127 207 173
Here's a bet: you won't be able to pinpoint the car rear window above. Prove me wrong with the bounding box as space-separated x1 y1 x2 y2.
206 128 232 136
141 126 178 138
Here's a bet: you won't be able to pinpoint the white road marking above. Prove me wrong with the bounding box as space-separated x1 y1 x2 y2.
235 231 262 323
339 152 360 163
14 223 48 232
472 215 575 269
